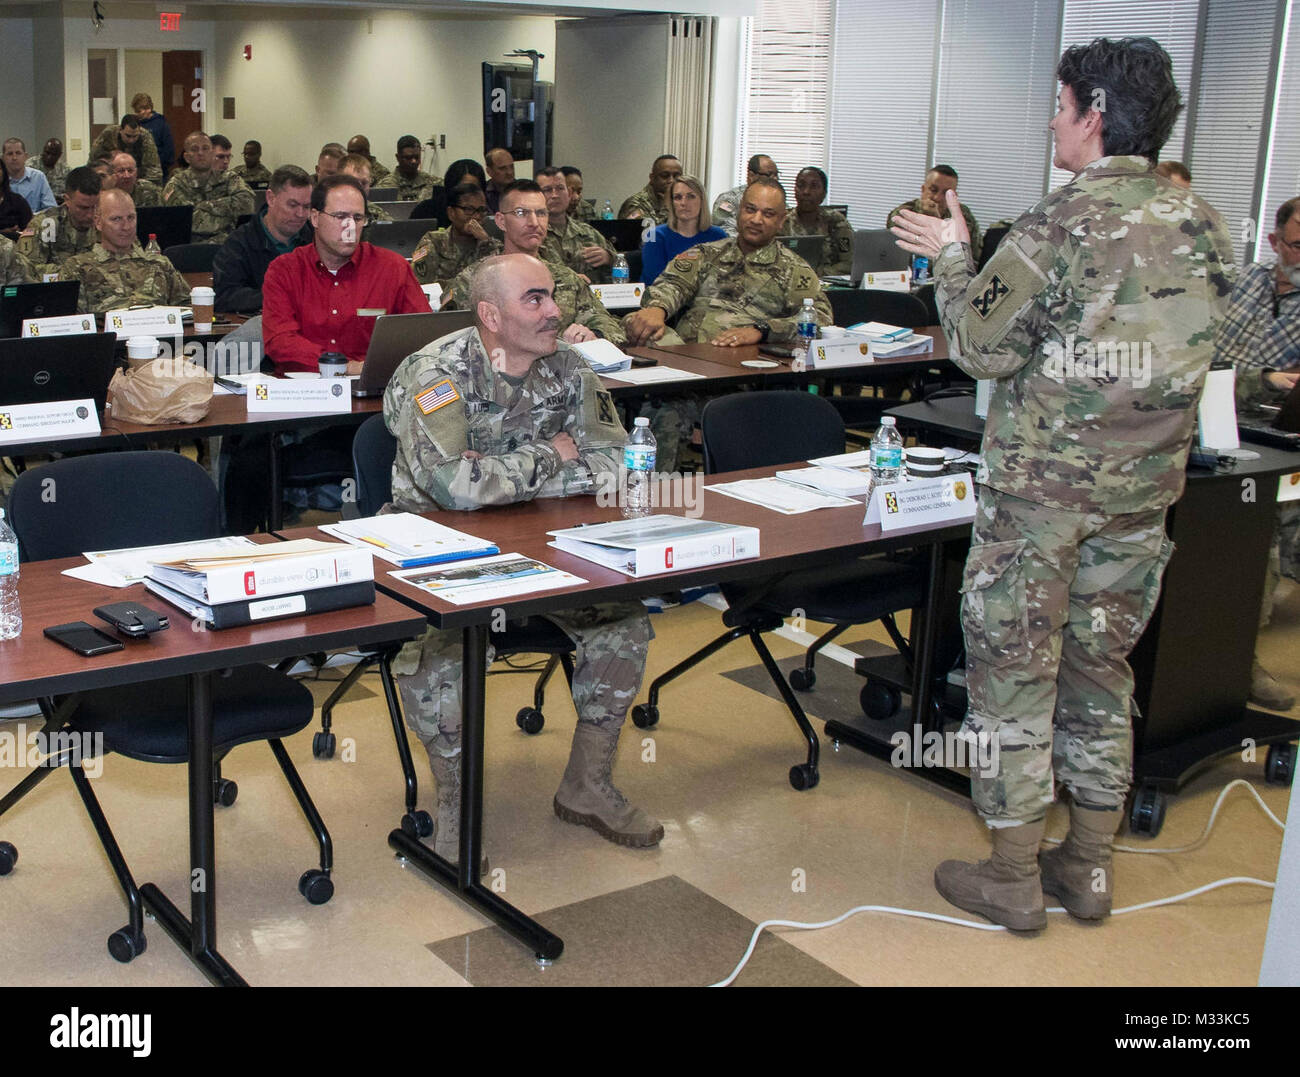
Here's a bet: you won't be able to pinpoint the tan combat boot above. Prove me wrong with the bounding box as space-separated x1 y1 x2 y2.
933 818 1047 931
1039 801 1123 920
553 722 664 848
425 747 489 876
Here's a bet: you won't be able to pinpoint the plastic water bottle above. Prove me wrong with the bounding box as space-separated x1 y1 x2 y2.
0 509 21 640
612 253 629 284
795 297 818 347
870 416 904 486
602 199 614 220
622 417 656 519
911 254 930 283
145 233 161 255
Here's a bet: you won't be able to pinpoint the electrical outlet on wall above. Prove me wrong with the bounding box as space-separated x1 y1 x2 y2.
70 139 82 151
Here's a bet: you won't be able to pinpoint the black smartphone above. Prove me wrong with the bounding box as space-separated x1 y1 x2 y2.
44 622 125 656
759 345 797 359
94 602 169 638
631 356 658 367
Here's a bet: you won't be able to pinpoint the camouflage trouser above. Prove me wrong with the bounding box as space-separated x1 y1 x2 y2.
640 395 703 473
392 602 653 766
960 486 1173 824
1257 501 1300 631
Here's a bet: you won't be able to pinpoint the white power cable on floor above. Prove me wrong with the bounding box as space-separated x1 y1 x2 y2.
711 778 1288 987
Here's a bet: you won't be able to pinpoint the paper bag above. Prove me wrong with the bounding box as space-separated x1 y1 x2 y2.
109 359 214 425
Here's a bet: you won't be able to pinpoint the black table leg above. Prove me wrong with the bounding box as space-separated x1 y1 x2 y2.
139 669 247 986
388 623 564 961
268 435 283 532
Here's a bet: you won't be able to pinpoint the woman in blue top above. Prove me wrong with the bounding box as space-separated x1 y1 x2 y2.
640 175 726 285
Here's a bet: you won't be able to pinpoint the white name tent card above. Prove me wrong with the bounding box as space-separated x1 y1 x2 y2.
103 307 185 337
861 269 912 292
808 338 874 369
245 378 353 413
21 314 99 338
0 398 101 445
1279 471 1300 503
864 471 977 532
588 283 645 309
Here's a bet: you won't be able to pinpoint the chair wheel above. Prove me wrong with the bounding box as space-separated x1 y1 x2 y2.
107 926 146 963
515 708 545 735
298 869 334 905
631 703 658 729
788 763 819 791
860 680 901 721
213 778 238 807
0 841 16 875
1265 743 1296 785
789 667 815 691
401 810 434 838
1128 783 1167 836
312 731 336 759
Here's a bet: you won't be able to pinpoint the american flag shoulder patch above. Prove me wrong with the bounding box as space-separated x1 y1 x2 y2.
416 379 460 415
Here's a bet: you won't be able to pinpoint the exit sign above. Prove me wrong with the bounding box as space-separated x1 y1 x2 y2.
160 12 181 31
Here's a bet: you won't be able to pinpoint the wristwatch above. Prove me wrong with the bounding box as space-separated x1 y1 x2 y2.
753 321 770 343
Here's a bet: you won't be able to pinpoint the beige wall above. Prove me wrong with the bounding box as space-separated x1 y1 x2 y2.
0 17 37 152
124 50 165 118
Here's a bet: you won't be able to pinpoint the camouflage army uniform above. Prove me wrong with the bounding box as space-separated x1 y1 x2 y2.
64 242 192 314
229 162 273 186
373 170 438 202
447 256 626 344
27 156 67 200
129 178 163 208
570 198 598 223
541 215 618 283
17 206 99 279
162 168 255 242
383 327 652 817
933 155 1235 823
411 228 500 287
618 184 667 224
367 202 394 224
89 127 163 184
366 157 391 184
783 207 853 277
0 235 34 285
711 184 746 236
889 197 982 266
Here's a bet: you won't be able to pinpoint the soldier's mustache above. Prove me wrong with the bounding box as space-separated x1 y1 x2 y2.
541 318 561 331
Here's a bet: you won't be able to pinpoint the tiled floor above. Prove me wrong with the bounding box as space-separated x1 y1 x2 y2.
0 584 1294 987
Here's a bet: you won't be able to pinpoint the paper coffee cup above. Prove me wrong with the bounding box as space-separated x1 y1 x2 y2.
190 286 215 334
125 336 160 367
905 445 946 477
318 351 348 377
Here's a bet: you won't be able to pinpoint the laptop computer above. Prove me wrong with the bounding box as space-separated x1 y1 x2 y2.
352 310 475 397
362 219 432 259
777 234 823 265
0 333 118 412
368 188 403 203
589 219 644 252
849 228 910 284
136 205 194 250
0 281 81 338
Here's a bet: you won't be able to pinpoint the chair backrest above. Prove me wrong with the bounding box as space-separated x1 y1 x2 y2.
353 413 397 517
624 248 643 283
977 223 1012 272
8 451 221 562
701 391 845 475
163 242 219 273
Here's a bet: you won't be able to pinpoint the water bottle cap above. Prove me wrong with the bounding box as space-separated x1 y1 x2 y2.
634 417 649 426
881 416 896 425
148 233 157 240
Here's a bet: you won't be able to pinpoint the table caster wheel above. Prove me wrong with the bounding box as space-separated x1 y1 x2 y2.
0 841 16 875
631 703 658 729
401 810 434 838
1265 743 1295 785
515 708 545 735
107 926 146 963
1128 783 1167 837
312 731 336 759
299 869 334 905
789 667 815 691
214 778 238 807
788 763 819 791
860 681 901 721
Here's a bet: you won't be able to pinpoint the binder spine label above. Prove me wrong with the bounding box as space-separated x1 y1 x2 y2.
249 594 308 620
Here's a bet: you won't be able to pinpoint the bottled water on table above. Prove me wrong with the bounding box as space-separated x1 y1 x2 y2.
795 297 818 347
870 416 904 486
612 253 629 283
622 417 657 519
0 509 22 640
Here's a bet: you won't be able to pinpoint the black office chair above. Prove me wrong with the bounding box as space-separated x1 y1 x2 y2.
625 248 643 283
162 242 220 273
0 451 334 965
630 391 925 790
977 222 1012 272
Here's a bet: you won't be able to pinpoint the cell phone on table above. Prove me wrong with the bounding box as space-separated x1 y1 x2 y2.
44 621 125 656
631 356 658 367
759 345 797 359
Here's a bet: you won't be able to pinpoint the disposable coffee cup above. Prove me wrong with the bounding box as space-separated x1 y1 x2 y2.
125 336 160 368
190 286 215 334
318 351 348 377
905 445 946 478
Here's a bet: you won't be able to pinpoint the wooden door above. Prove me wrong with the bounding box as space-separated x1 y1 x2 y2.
162 50 204 169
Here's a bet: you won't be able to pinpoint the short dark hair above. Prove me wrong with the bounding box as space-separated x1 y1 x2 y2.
269 164 312 194
317 144 345 162
798 166 828 191
245 139 262 152
535 165 564 180
3 137 24 153
444 158 486 189
65 166 102 198
311 173 367 212
498 179 542 208
396 134 421 153
747 153 773 173
340 153 373 176
559 165 582 178
652 154 680 169
743 176 787 202
1276 197 1300 232
929 164 959 180
210 133 232 151
119 114 141 130
1057 36 1181 159
448 182 486 210
1155 160 1191 182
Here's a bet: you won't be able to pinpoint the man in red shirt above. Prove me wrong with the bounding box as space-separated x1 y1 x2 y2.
262 173 427 374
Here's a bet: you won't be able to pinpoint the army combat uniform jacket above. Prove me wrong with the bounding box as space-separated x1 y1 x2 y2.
541 216 618 283
618 185 667 224
783 207 853 277
129 179 163 208
384 327 627 513
411 228 500 287
163 169 255 243
64 243 192 314
0 235 33 286
89 127 163 184
641 237 832 344
17 206 98 279
373 170 438 203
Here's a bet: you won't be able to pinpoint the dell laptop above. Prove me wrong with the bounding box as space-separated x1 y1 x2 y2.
0 281 81 338
0 333 118 412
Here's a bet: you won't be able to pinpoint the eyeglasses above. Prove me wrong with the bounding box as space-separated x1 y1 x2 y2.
538 185 568 197
503 207 549 221
451 205 488 217
321 211 370 226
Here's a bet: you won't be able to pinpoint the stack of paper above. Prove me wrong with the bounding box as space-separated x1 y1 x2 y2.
601 366 706 385
572 338 632 373
390 553 584 604
548 516 759 575
774 466 871 497
321 513 499 567
69 536 261 587
708 478 859 514
844 323 935 358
